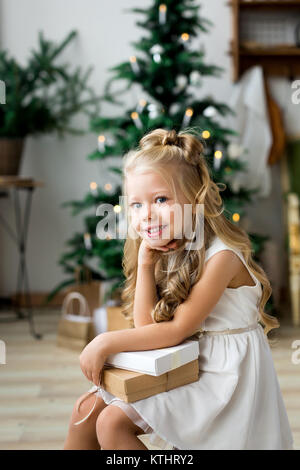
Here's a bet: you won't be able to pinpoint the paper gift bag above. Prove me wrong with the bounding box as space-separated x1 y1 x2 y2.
100 359 199 402
57 291 96 352
64 266 102 316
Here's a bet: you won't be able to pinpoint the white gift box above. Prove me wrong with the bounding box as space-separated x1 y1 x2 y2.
104 339 200 376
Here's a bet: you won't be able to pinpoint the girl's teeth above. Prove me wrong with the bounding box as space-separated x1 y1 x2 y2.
149 225 163 233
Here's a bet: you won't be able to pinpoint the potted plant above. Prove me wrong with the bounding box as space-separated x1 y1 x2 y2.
0 30 101 175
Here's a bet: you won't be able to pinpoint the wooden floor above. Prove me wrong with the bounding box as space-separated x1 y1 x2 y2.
0 308 299 450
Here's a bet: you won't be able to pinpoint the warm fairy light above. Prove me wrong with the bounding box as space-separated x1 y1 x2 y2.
131 111 142 129
213 148 223 171
159 4 167 24
104 183 112 191
129 56 140 74
114 205 122 213
181 33 190 42
202 130 210 139
232 213 240 222
98 135 106 152
90 182 98 191
182 108 194 128
83 233 92 250
136 99 147 113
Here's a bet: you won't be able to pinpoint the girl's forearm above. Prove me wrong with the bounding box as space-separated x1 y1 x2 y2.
133 264 159 327
100 320 182 356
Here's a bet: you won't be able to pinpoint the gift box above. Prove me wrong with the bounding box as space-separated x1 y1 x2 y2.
104 339 199 376
100 358 199 403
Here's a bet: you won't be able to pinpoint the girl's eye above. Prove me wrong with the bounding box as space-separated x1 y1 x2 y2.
156 196 168 204
130 196 168 209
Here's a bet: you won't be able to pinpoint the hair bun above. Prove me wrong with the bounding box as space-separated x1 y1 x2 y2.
162 130 179 147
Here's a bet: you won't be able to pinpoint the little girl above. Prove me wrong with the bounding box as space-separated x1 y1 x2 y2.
63 128 294 450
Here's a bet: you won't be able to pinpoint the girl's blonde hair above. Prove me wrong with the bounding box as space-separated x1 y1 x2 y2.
120 127 280 345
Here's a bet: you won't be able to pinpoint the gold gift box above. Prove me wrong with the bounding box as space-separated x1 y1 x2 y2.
100 359 199 403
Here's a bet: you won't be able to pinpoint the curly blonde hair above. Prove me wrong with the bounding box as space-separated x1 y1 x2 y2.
120 127 280 345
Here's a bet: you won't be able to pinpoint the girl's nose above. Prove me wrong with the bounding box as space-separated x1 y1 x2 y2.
141 203 155 219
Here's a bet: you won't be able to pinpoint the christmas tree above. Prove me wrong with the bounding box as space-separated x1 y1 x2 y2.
47 1 273 311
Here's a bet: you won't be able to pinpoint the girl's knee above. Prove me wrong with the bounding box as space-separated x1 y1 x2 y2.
70 392 107 426
96 405 137 448
96 406 122 445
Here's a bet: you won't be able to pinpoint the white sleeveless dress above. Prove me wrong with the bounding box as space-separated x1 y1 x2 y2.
81 235 294 450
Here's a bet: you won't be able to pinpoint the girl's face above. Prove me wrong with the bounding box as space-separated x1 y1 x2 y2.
126 170 190 246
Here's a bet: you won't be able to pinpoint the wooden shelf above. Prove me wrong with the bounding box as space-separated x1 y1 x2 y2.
229 0 300 81
228 1 300 8
240 46 300 55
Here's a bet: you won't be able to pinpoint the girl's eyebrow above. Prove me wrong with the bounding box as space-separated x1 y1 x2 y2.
129 190 169 200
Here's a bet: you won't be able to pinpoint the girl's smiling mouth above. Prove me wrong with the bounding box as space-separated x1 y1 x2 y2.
145 225 168 237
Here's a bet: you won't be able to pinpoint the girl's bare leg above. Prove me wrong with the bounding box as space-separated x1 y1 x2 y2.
96 404 148 450
63 392 108 450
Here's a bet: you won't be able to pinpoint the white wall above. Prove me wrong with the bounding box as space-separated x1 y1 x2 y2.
0 0 287 297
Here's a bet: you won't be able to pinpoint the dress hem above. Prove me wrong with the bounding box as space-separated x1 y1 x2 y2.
96 386 180 450
92 385 295 451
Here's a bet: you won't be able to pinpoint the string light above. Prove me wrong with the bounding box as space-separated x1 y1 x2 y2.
83 232 92 250
131 111 143 129
129 56 140 74
98 135 106 153
159 4 167 25
202 130 211 139
181 33 190 42
180 33 190 49
104 183 112 192
136 99 147 114
114 205 122 213
232 213 240 223
182 107 193 127
213 149 223 171
90 181 98 195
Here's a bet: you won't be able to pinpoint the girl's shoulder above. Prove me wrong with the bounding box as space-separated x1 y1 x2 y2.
205 235 241 263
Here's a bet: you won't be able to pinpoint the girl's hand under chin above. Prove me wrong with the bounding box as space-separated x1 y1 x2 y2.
138 237 178 267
